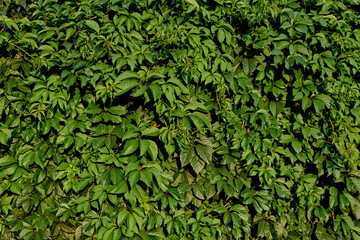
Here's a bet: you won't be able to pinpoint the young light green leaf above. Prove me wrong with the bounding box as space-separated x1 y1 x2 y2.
85 20 100 33
141 127 160 137
184 0 199 8
147 140 158 160
65 28 76 40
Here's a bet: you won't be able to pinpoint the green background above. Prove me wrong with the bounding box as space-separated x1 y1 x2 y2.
1 0 360 239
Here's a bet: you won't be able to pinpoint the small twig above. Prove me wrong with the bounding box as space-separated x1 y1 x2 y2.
7 41 32 58
100 203 104 218
222 199 231 207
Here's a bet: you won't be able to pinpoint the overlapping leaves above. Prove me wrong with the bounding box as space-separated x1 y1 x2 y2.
1 0 360 239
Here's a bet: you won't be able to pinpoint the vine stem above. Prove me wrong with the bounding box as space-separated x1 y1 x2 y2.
100 203 104 218
222 199 231 207
7 41 33 58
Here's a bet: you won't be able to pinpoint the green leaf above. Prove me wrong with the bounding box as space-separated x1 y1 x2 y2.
190 156 205 174
295 24 308 33
139 139 150 156
117 209 130 226
269 101 285 116
302 97 312 111
108 106 127 115
329 187 338 208
128 171 140 188
103 229 114 239
141 127 160 137
168 78 189 94
110 180 128 194
65 28 76 41
19 151 34 169
315 94 332 108
195 143 212 164
140 170 152 187
217 29 225 43
0 97 5 117
168 188 181 201
275 41 290 50
85 20 100 33
0 155 16 167
304 174 317 184
75 226 82 240
310 128 323 139
313 98 325 113
193 183 205 199
280 135 293 144
291 140 302 154
149 84 161 101
188 112 212 129
38 45 54 51
180 147 195 167
127 214 137 233
34 151 45 169
242 58 259 76
0 128 11 145
184 101 208 112
122 139 139 155
115 80 139 96
125 163 139 176
147 140 158 160
302 127 311 140
116 71 140 82
351 177 360 191
184 0 199 8
63 136 74 149
10 182 22 195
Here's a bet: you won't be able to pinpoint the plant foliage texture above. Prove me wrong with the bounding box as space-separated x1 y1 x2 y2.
1 0 360 239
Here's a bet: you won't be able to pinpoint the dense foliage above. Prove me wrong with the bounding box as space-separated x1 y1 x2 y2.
1 0 360 239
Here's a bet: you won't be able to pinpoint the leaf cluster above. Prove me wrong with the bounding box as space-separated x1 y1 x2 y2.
1 0 360 239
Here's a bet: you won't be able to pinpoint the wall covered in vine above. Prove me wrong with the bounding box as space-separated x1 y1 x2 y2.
1 0 360 239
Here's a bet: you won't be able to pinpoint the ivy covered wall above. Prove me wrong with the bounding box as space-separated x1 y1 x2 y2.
1 0 360 239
